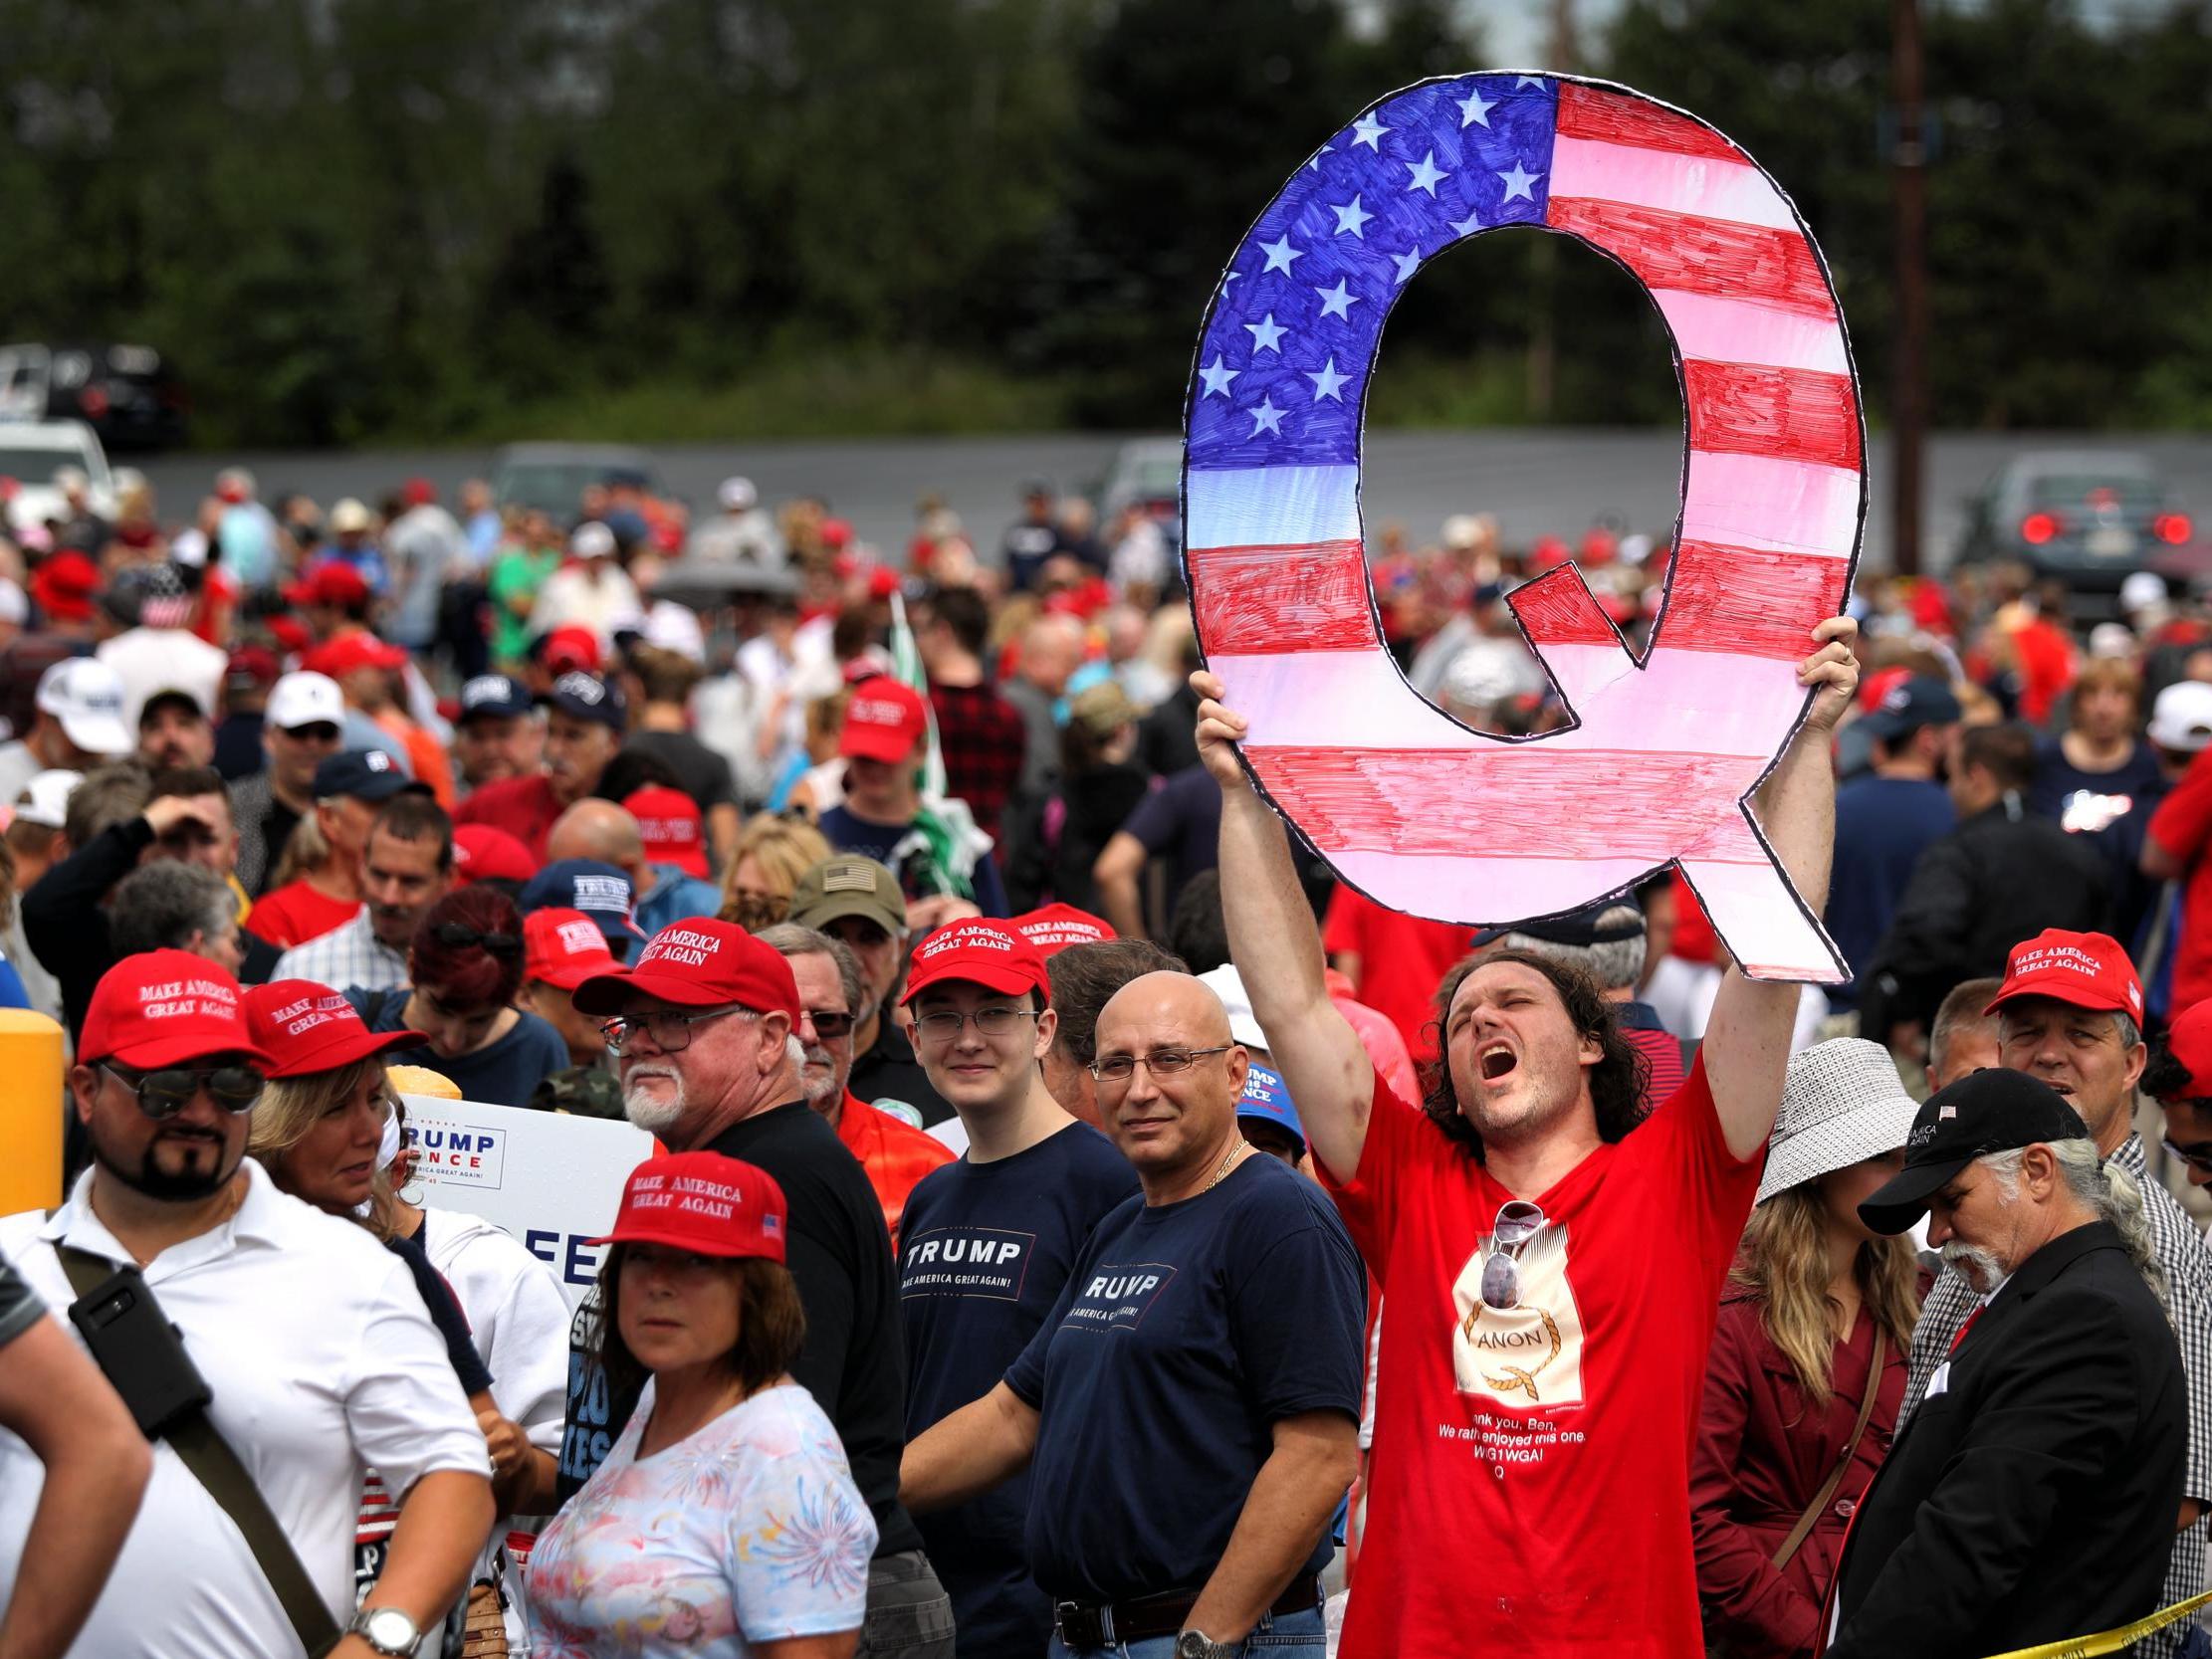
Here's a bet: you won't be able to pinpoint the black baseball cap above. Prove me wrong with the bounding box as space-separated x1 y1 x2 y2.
458 673 534 724
540 671 626 730
313 748 430 805
1857 1068 2091 1235
1858 675 1962 741
1473 896 1643 950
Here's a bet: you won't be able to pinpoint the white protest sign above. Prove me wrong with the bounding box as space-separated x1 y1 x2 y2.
402 1094 655 1310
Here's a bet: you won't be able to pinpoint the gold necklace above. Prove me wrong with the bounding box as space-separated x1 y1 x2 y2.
1203 1139 1248 1193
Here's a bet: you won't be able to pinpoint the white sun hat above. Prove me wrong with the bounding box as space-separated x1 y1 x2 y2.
1758 1037 1922 1204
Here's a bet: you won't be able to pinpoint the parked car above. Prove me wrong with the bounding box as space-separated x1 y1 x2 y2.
0 420 115 537
490 443 666 518
0 342 188 451
1952 451 2192 607
1099 435 1184 556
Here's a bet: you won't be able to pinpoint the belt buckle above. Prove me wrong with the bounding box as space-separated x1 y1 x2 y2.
1054 1601 1110 1651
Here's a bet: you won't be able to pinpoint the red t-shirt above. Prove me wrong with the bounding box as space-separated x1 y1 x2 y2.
2150 747 2212 1011
835 1092 956 1250
1326 1057 1759 1657
1321 886 1472 1063
245 882 361 949
452 773 566 862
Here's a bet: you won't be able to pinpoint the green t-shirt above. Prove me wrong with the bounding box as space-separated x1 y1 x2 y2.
488 545 561 663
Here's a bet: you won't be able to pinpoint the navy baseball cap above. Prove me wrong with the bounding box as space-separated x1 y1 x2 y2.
520 858 647 954
1857 1068 2090 1235
541 671 627 730
1858 675 1962 741
1474 897 1643 950
313 748 428 804
458 674 534 724
1237 1061 1306 1159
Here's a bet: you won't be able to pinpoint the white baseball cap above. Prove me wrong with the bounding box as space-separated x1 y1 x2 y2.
571 521 617 559
642 600 706 663
266 671 346 731
2121 571 2168 614
329 499 374 535
2150 681 2212 754
14 768 81 829
1197 963 1269 1052
35 658 129 756
719 477 758 512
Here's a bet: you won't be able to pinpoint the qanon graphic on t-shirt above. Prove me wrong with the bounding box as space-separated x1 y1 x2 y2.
1449 1222 1586 1409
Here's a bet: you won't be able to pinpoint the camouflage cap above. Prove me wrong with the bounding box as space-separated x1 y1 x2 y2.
530 1065 626 1120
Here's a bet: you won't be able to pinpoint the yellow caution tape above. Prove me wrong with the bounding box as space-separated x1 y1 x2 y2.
1979 1590 2212 1658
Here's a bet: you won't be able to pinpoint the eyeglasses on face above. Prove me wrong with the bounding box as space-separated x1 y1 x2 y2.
1089 1045 1233 1085
804 1009 856 1039
101 1061 264 1120
2163 1135 2212 1176
914 1006 1037 1042
600 1006 750 1056
1478 1200 1546 1311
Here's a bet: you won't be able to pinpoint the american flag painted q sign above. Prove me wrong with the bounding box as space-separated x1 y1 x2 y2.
1183 73 1864 983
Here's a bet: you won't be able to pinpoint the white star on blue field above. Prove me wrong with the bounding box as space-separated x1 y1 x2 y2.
1188 73 1556 473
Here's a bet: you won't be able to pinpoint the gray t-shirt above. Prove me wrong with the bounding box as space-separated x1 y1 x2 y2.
0 1255 45 1348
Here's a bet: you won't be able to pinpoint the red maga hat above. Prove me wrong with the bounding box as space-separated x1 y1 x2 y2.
242 980 425 1079
453 824 539 886
303 631 406 680
570 917 802 1021
2160 1001 2212 1101
542 625 601 676
625 785 709 880
1011 903 1116 955
900 919 1051 1006
29 552 100 621
588 1150 788 1262
81 950 273 1070
524 908 620 992
285 563 372 610
1984 929 2143 1021
838 676 928 764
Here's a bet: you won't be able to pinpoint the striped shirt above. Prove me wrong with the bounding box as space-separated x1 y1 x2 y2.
270 908 410 993
1901 1134 2212 1656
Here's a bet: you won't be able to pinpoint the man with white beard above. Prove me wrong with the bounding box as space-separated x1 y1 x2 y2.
754 921 953 1246
554 917 954 1659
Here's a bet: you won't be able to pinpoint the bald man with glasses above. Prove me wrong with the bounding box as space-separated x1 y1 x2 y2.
902 968 1365 1659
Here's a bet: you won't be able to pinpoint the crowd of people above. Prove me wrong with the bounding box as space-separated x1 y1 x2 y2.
0 459 2210 1658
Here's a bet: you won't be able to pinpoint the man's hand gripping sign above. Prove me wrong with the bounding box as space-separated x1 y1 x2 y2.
1181 73 1866 982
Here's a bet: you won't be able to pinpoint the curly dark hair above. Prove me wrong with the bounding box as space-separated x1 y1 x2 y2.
2142 1039 2202 1104
1420 946 1650 1162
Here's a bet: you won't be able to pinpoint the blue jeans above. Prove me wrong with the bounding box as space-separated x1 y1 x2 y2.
1045 1604 1326 1658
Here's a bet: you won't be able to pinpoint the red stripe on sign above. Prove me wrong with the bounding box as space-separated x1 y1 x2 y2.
1660 540 1853 660
1547 198 1833 317
1247 745 1763 861
1189 539 1376 655
1508 566 1621 647
1555 82 1744 163
1682 361 1862 472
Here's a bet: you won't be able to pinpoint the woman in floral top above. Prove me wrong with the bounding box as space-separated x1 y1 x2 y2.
529 1152 877 1658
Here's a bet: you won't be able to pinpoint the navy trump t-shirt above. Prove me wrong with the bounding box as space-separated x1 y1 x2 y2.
899 1122 1140 1656
1005 1151 1366 1605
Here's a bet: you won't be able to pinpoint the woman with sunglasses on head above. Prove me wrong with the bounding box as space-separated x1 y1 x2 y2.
1691 1039 1927 1659
242 977 563 1647
343 885 568 1108
529 1151 877 1659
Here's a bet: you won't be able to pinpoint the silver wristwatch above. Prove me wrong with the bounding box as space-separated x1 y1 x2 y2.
1175 1631 1238 1659
347 1606 424 1657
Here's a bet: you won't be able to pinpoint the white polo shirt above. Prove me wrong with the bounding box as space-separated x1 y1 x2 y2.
0 1161 488 1659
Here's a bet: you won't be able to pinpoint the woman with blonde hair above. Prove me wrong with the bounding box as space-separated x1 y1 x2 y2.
1692 1039 1926 1658
720 811 833 932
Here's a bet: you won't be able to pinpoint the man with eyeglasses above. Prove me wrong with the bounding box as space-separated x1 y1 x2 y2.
2148 1000 2212 1190
1194 618 1861 1659
0 949 496 1659
755 921 952 1245
892 920 1140 1658
561 917 954 1659
1899 932 2212 1659
902 967 1364 1659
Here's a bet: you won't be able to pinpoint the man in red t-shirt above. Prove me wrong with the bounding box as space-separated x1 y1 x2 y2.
453 671 625 860
2147 745 2212 1014
1193 617 1859 1659
1320 885 1471 1063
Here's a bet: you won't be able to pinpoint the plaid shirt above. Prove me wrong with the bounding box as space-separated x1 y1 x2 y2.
1901 1134 2212 1655
930 680 1027 841
269 908 410 993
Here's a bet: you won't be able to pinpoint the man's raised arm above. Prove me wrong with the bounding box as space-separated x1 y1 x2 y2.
1197 670 1378 1184
1702 615 1860 1159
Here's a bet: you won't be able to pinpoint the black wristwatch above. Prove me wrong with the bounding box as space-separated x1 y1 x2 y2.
347 1607 424 1657
1175 1631 1238 1659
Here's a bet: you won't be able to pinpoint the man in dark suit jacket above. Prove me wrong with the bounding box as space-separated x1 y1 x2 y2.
1827 1068 2187 1658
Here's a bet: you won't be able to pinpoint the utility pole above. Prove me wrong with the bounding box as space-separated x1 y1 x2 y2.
1890 0 1928 576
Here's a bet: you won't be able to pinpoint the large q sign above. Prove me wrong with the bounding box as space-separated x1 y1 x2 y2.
1184 73 1862 983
